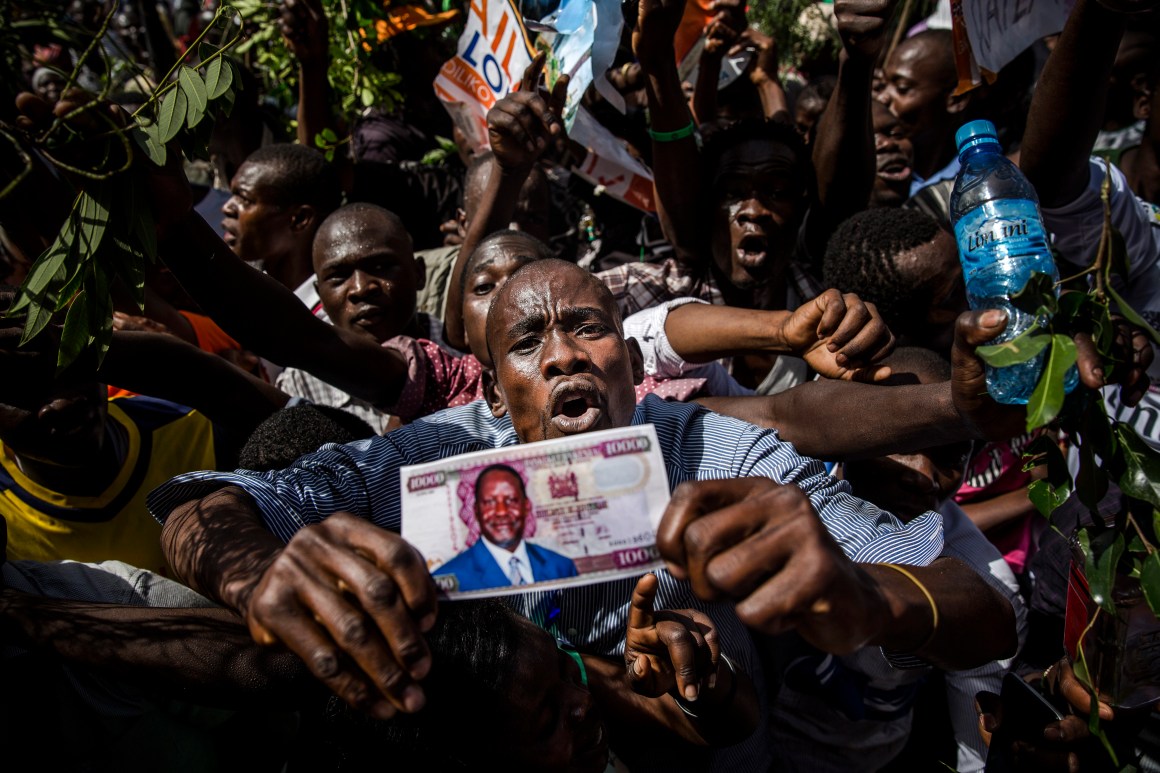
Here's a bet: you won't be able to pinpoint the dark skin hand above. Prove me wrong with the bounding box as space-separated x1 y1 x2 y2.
443 53 567 351
582 573 759 749
281 0 340 150
656 477 1017 670
977 659 1120 771
161 490 438 721
663 288 896 380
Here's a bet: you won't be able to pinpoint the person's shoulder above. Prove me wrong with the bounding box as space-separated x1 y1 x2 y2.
395 400 517 454
109 395 203 432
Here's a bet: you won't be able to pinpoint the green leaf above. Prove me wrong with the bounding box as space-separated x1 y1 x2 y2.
132 123 167 166
57 294 89 371
158 88 188 144
1113 423 1160 508
204 56 234 100
77 190 109 260
19 300 54 346
1077 437 1109 512
179 67 209 117
976 326 1050 367
1028 479 1071 518
1026 335 1078 431
84 268 113 366
1087 532 1125 614
1106 282 1160 347
1145 552 1160 618
1010 272 1058 318
20 240 69 300
321 127 338 143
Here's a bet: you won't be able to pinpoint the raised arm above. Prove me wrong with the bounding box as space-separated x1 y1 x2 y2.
634 0 709 266
806 0 896 259
281 0 338 151
443 54 567 350
1019 0 1125 208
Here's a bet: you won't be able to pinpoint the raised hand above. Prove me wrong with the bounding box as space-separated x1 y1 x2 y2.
778 288 896 381
656 478 887 654
703 0 746 56
242 513 439 719
624 573 720 702
633 0 689 75
486 52 568 173
280 0 329 68
833 0 899 63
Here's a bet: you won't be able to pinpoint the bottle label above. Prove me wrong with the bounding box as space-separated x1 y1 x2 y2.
953 198 1051 277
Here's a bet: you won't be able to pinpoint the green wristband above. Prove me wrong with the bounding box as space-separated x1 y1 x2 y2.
648 120 697 143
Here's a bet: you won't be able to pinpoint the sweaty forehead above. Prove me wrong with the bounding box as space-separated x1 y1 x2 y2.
888 39 954 84
486 261 617 338
313 211 411 270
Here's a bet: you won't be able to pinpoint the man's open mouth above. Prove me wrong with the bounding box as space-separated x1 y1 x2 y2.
549 381 604 435
735 232 769 269
876 156 912 183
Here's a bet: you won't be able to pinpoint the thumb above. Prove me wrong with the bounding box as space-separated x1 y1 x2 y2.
629 573 659 631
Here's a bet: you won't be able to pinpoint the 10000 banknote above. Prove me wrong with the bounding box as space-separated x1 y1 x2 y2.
400 425 670 598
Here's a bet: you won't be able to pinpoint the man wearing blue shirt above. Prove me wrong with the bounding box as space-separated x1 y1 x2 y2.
150 258 1017 770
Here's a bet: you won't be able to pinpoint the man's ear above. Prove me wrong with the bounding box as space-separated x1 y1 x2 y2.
482 368 508 418
946 90 971 115
627 337 645 386
413 255 427 292
289 204 317 232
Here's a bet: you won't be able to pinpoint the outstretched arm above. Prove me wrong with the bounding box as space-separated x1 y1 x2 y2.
281 0 339 152
657 478 1017 671
1020 0 1125 208
0 590 311 706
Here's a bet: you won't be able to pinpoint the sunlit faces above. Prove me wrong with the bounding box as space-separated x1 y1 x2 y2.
709 139 807 292
878 35 957 140
312 207 425 344
462 233 550 366
485 260 643 443
871 101 915 207
220 162 299 265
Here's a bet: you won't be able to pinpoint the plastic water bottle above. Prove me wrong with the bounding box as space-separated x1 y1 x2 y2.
949 119 1079 404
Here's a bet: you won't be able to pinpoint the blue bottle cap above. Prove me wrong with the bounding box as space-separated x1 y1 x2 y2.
955 119 1000 153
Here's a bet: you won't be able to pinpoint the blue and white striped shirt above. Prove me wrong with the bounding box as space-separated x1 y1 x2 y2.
147 395 944 770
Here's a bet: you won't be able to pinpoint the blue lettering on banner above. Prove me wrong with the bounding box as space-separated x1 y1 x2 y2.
482 54 503 92
462 31 481 66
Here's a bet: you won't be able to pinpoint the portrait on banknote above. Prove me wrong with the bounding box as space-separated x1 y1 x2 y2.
401 425 671 598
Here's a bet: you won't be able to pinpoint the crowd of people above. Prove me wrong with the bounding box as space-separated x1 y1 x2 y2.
2 0 1160 769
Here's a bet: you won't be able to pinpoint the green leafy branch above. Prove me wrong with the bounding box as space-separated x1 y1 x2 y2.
2 6 246 372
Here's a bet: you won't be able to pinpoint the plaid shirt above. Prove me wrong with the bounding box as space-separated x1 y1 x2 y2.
596 256 825 318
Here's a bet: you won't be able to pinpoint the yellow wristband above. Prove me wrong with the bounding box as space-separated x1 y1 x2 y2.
879 563 939 651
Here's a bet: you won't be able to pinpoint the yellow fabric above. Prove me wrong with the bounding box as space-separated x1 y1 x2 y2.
0 399 215 576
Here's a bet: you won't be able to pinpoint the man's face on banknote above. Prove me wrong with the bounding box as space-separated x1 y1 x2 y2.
485 260 643 442
476 468 529 550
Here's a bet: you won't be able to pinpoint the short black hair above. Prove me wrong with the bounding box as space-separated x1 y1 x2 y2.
798 75 837 109
878 346 952 387
313 600 527 771
238 404 376 471
823 208 943 332
242 143 343 215
474 463 526 502
700 115 811 186
459 229 554 296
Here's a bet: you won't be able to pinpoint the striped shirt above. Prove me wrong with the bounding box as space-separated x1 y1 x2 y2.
147 395 943 770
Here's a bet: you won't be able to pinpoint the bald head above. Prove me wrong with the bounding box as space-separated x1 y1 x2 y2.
892 30 956 86
313 203 410 270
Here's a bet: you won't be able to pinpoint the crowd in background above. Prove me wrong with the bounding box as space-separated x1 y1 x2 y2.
2 0 1160 770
